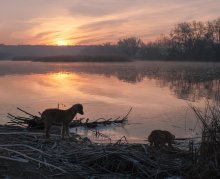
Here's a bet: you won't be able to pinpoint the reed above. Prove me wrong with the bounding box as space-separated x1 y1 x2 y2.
189 100 220 178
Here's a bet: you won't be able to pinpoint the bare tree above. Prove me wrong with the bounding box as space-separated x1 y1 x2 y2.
117 37 143 57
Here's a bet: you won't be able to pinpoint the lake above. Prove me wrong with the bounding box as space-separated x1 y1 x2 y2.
0 60 220 143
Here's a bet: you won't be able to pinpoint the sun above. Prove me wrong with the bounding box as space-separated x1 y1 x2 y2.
56 40 68 46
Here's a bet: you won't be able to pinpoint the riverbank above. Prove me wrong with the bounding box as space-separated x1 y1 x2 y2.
2 101 220 178
0 124 193 179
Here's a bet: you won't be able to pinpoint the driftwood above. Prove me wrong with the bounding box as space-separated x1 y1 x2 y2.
7 107 132 130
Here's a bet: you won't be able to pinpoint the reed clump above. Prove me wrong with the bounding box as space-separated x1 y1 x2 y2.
189 101 220 178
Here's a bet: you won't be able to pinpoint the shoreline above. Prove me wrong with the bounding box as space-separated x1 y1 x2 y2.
0 124 193 178
12 55 132 63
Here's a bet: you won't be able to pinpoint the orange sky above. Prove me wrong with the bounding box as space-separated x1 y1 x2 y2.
0 0 220 45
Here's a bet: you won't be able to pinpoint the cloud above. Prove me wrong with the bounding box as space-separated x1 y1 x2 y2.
68 0 145 17
34 31 60 39
75 33 119 45
0 0 220 45
78 19 126 31
69 4 115 17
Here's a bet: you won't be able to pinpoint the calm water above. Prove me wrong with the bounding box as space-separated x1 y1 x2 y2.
1 60 220 143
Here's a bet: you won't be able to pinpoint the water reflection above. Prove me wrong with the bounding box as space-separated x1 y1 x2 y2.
0 60 220 142
1 61 220 102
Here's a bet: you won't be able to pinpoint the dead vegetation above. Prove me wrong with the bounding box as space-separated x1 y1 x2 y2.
0 124 193 179
0 107 195 178
189 101 220 178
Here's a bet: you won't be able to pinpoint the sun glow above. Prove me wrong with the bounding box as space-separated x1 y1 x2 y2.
56 40 69 46
46 72 79 92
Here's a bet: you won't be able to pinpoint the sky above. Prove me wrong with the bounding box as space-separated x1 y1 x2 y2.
0 0 220 45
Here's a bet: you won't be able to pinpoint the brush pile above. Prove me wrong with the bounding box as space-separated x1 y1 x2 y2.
7 107 132 129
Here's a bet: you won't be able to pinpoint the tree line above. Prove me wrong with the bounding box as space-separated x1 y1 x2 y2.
82 18 220 61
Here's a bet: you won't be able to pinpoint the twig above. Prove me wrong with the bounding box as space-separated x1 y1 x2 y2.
0 155 29 163
0 144 51 156
0 147 67 173
17 107 36 117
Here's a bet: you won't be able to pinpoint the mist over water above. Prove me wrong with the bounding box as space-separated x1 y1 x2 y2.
1 60 220 142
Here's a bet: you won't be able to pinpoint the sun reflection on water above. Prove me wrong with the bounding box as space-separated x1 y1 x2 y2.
50 72 72 80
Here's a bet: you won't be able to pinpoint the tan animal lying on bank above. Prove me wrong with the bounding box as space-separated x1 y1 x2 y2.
148 130 175 148
41 104 84 139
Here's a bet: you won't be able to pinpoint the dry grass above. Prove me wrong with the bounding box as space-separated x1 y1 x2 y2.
0 124 193 178
189 100 220 178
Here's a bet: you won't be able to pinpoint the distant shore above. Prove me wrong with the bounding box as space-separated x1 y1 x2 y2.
9 56 220 63
12 55 132 63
